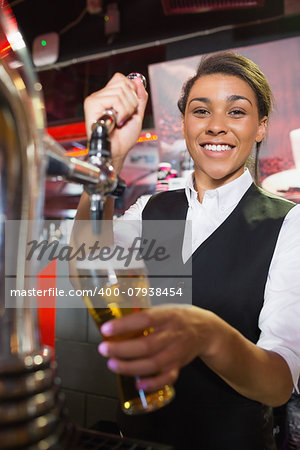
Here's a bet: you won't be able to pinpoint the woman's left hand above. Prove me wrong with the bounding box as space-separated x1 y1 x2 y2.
98 305 217 392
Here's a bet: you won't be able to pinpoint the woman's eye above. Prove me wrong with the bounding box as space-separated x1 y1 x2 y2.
229 109 246 116
193 108 209 116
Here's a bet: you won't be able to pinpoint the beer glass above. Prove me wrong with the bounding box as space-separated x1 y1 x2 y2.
76 255 175 415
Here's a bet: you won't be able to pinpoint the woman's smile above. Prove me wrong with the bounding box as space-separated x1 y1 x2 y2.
200 142 236 157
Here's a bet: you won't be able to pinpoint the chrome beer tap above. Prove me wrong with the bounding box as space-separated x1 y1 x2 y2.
85 109 118 234
0 2 147 441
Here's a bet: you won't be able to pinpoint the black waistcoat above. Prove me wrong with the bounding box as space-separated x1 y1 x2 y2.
118 183 295 450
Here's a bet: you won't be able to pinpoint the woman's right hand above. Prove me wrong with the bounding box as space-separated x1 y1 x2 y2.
84 72 148 174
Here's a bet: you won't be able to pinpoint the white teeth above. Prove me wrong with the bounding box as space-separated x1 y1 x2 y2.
203 144 233 152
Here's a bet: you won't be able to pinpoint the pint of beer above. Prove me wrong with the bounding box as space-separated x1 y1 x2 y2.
76 256 175 415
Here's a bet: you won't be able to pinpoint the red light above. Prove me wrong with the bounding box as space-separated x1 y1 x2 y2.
137 134 158 143
65 148 88 157
0 42 11 55
47 122 87 141
0 0 18 58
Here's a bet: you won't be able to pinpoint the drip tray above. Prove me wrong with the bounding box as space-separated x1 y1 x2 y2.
75 428 174 449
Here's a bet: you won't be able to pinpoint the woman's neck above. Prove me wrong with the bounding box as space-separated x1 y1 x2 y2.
193 167 246 203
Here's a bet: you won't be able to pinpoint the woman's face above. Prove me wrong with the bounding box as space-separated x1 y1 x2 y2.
182 74 267 188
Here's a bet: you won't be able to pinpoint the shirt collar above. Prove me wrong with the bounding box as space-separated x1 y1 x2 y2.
185 168 253 211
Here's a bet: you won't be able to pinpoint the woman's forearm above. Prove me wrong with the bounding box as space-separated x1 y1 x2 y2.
201 314 293 406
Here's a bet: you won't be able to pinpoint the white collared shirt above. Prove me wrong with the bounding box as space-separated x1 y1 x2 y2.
118 169 300 390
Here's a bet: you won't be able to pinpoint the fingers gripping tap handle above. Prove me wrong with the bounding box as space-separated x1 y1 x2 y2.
93 73 147 134
90 73 147 157
88 71 147 167
87 72 146 234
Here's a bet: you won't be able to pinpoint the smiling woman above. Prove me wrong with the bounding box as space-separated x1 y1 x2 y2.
181 73 267 200
75 52 300 450
178 52 272 195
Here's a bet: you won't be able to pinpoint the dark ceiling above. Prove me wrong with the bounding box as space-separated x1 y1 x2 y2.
11 0 285 65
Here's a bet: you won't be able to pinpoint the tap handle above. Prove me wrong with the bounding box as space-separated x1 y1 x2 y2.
91 109 116 136
88 122 111 160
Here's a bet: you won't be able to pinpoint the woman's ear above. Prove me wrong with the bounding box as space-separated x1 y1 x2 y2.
256 116 268 143
181 114 185 139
